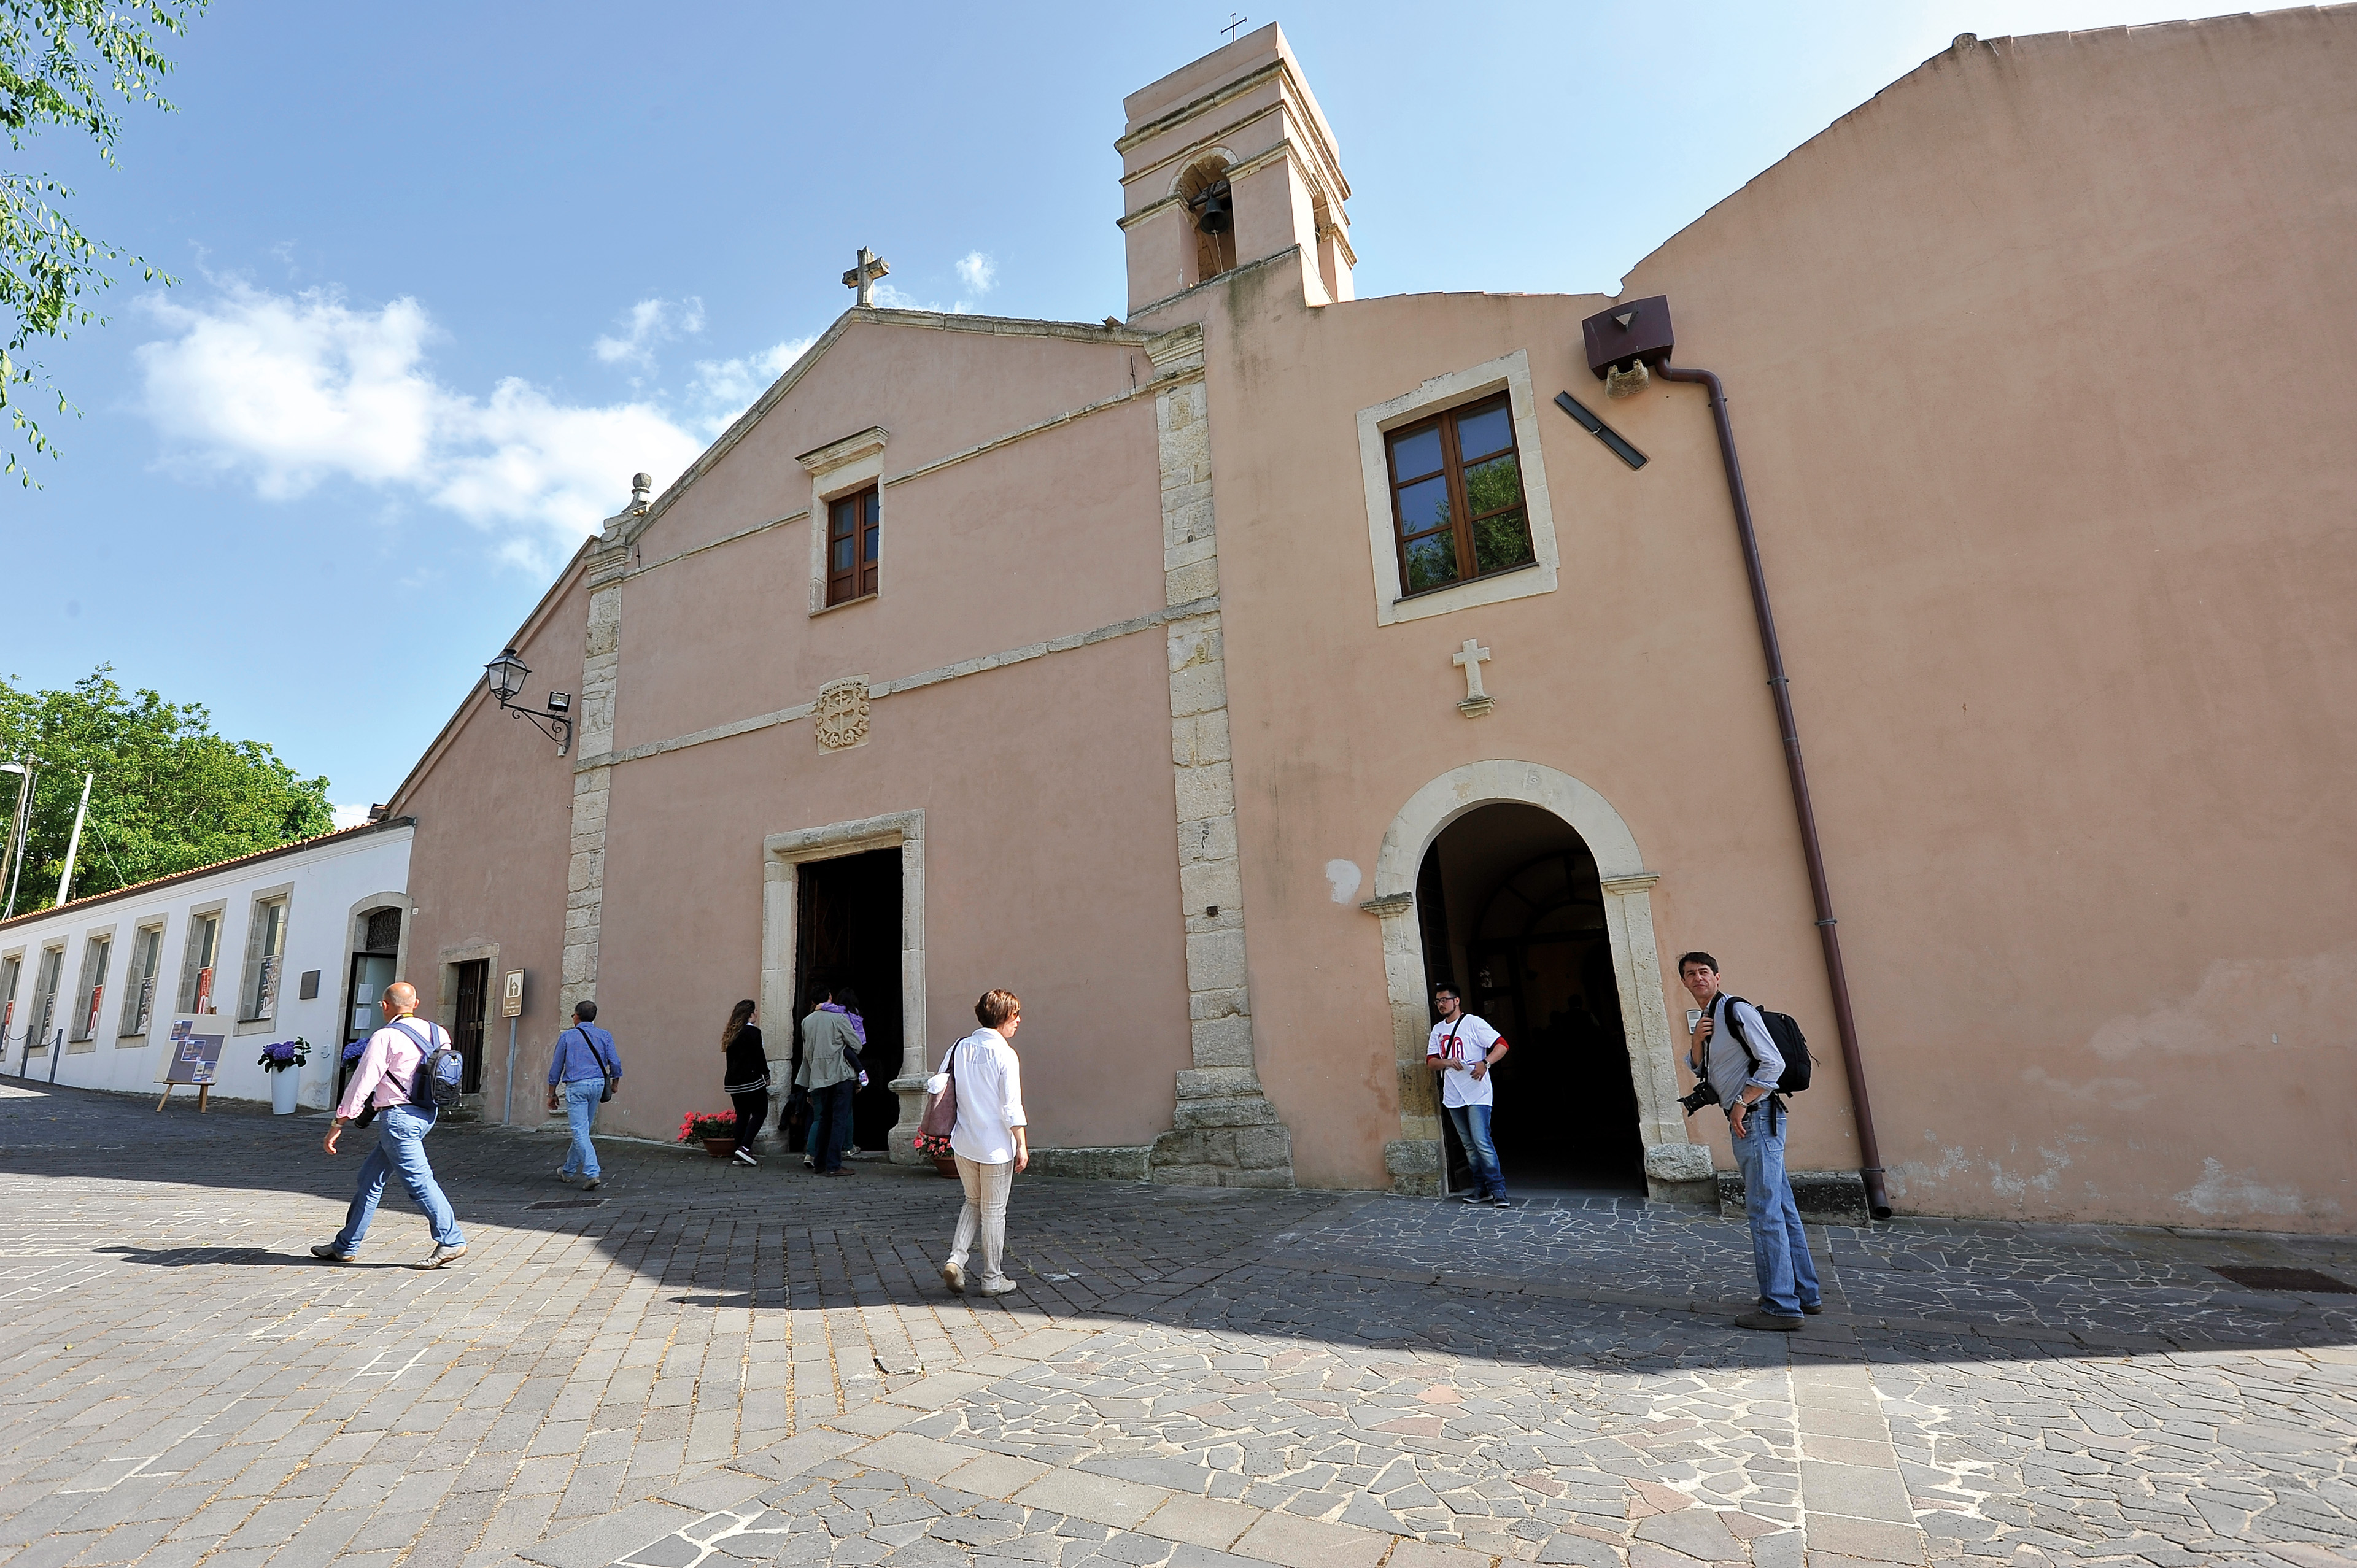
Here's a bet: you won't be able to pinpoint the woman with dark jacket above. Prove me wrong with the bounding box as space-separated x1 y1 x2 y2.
722 1000 768 1168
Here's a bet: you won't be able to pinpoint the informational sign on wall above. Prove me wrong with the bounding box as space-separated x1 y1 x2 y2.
158 1016 227 1085
501 969 525 1019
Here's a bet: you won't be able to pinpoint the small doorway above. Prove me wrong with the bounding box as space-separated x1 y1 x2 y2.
452 959 489 1094
338 908 401 1103
793 849 903 1151
1419 803 1645 1191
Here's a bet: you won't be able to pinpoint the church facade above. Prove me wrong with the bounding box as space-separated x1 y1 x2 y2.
388 10 2357 1231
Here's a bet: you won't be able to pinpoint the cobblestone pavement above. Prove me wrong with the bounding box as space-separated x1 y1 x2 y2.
1 1082 2355 1568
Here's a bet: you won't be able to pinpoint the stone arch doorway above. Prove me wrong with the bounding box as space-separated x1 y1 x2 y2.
1364 760 1709 1201
1418 808 1644 1189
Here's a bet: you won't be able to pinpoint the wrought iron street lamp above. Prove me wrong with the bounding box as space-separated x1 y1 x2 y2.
484 647 573 756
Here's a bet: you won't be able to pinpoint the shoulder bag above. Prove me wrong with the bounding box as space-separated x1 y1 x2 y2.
918 1040 960 1141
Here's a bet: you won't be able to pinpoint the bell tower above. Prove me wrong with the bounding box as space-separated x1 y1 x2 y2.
1117 24 1355 317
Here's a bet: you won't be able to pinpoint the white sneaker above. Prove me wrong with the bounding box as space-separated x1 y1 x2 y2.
731 1148 758 1167
941 1259 966 1294
413 1243 467 1270
975 1276 1020 1297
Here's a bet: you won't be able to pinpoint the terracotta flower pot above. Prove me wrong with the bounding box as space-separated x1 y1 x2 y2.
702 1137 735 1159
932 1155 960 1178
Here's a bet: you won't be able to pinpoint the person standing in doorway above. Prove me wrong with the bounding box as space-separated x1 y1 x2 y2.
796 987 863 1175
1426 984 1511 1205
932 988 1028 1297
721 999 767 1168
1681 951 1822 1331
549 1000 622 1191
312 981 466 1269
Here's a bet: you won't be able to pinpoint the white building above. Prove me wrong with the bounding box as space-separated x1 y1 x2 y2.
0 817 413 1111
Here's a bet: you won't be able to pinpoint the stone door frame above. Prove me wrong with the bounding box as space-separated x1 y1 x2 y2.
760 809 927 1164
1364 760 1708 1200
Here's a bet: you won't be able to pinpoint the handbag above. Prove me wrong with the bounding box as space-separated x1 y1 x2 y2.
918 1041 960 1140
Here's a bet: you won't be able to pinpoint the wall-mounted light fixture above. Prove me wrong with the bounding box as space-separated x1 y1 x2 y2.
484 647 573 756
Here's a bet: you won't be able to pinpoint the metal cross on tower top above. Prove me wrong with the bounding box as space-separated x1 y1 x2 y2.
842 247 889 308
1221 13 1248 42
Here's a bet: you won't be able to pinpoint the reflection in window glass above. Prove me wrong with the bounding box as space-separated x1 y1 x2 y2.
1385 395 1533 597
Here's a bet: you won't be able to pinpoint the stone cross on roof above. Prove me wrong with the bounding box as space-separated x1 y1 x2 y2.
842 247 889 309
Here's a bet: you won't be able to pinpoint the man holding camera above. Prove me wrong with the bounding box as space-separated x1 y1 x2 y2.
1680 952 1822 1331
1426 984 1510 1206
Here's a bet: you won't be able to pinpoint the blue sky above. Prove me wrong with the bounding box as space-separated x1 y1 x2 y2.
9 0 2188 819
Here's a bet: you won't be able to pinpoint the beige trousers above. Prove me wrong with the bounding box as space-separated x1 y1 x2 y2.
949 1154 1015 1283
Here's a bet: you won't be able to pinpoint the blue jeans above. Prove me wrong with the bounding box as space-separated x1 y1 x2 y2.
1446 1103 1506 1200
558 1079 602 1179
1733 1102 1821 1317
333 1105 463 1252
809 1080 854 1172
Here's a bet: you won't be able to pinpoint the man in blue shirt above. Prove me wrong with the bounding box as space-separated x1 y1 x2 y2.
548 999 621 1190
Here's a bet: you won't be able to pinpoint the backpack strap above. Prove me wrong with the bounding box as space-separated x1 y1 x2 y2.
1717 995 1763 1076
387 1018 441 1095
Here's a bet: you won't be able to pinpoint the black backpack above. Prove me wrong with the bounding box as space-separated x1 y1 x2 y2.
1718 995 1812 1096
391 1019 465 1112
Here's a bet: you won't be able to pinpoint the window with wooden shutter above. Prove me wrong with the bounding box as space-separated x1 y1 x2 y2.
826 486 880 606
28 946 62 1051
179 911 220 1013
120 925 162 1037
0 954 19 1051
69 936 110 1043
241 898 287 1022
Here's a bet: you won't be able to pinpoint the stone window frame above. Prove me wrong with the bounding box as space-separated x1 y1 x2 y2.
26 941 64 1054
1355 349 1562 627
799 427 889 616
177 900 227 1014
67 922 115 1049
233 882 294 1035
117 917 168 1040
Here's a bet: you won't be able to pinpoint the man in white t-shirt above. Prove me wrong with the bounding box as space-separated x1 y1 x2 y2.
1426 983 1511 1205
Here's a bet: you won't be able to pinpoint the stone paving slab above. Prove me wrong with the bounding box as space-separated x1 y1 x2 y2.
3 1081 2357 1568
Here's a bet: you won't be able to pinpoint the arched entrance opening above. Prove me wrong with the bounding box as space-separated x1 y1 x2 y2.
1417 803 1644 1191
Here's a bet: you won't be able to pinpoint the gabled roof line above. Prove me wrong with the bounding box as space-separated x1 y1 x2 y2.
613 306 1152 553
0 815 416 935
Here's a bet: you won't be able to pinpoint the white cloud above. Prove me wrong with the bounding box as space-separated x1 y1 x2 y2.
592 295 704 368
331 801 373 830
135 283 711 568
687 336 816 434
870 252 1002 316
956 252 996 295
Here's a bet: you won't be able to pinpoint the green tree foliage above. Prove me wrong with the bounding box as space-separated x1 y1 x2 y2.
0 667 333 914
2 0 206 481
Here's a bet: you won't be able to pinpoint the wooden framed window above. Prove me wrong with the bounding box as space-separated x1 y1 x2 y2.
826 487 880 606
1385 393 1534 595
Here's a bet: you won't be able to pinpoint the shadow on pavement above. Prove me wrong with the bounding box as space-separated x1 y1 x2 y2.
7 1078 2355 1370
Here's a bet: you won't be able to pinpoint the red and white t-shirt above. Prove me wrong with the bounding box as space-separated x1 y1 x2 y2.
1425 1013 1504 1109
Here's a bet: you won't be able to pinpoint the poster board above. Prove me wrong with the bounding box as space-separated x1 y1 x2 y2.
157 1014 227 1085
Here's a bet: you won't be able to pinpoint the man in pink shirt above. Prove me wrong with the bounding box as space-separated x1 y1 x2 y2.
312 981 468 1269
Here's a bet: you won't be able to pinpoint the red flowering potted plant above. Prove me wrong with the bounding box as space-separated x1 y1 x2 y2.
913 1129 958 1177
678 1111 739 1159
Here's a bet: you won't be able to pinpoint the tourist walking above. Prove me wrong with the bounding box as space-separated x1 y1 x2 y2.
932 987 1028 1297
312 981 466 1269
721 998 767 1168
1426 983 1511 1205
549 1000 622 1191
1681 951 1823 1331
795 987 865 1175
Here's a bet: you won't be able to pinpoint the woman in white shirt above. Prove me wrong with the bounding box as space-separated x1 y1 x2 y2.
928 988 1028 1297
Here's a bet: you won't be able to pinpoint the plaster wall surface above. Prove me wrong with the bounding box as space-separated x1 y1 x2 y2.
1140 10 2357 1225
390 564 587 1126
0 824 413 1111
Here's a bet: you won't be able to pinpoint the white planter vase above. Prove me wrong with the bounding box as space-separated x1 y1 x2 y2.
271 1067 300 1115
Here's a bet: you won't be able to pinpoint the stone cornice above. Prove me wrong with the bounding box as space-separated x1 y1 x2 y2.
797 425 889 475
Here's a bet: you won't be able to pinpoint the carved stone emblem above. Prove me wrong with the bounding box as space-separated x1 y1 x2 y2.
813 678 870 752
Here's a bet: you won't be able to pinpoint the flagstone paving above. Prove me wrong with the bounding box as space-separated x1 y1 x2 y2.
1 1080 2355 1568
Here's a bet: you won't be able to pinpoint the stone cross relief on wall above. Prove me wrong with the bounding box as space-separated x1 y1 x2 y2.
1453 638 1495 718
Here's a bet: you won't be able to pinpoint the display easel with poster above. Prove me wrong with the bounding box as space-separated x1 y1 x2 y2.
155 1014 227 1111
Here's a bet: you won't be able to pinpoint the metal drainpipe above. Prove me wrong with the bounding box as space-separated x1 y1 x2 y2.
1656 358 1892 1221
